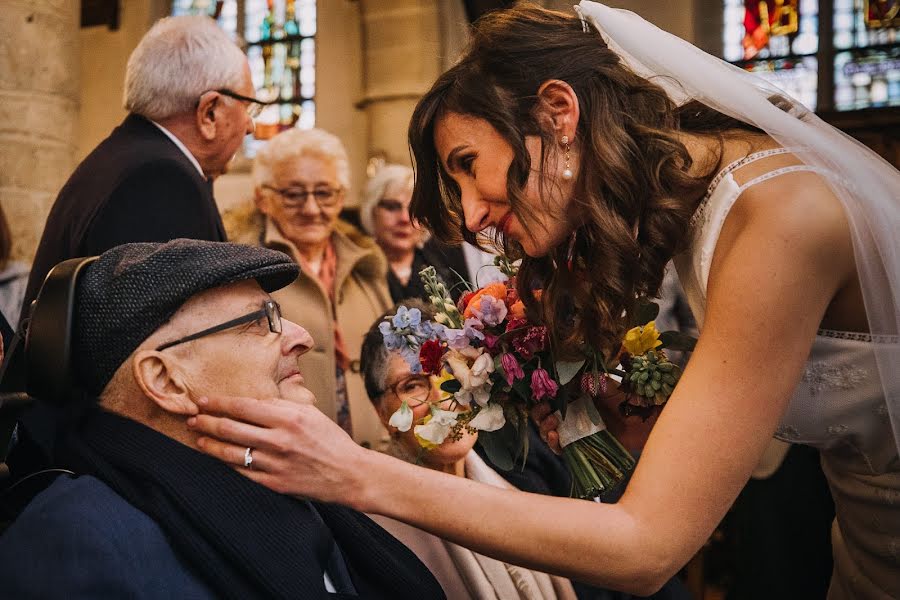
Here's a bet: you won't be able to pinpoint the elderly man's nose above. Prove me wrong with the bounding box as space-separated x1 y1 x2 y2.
282 319 314 355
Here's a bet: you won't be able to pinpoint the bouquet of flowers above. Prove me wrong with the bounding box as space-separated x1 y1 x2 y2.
379 260 695 499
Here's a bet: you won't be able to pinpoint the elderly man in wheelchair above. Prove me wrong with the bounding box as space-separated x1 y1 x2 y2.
0 239 443 599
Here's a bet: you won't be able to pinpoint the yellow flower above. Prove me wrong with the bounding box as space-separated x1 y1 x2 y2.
623 321 662 356
414 414 440 450
432 369 455 403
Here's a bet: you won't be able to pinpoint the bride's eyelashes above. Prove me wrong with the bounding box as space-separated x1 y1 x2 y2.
452 152 477 177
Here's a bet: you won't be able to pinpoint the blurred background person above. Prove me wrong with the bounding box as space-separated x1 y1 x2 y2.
0 204 28 331
360 299 577 600
243 127 392 451
360 163 469 302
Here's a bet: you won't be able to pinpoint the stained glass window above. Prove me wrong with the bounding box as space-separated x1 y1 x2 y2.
833 0 900 110
172 0 316 155
723 0 820 110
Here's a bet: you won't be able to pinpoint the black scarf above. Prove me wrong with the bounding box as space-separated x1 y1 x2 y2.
59 409 445 600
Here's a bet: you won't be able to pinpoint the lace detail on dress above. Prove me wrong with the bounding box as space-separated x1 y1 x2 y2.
803 361 870 394
817 329 900 344
737 165 829 193
775 424 800 440
689 148 793 230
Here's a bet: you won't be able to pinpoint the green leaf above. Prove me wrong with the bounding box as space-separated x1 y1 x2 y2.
477 422 519 471
633 299 660 326
658 331 697 352
585 395 604 427
552 385 570 420
555 359 586 385
440 379 462 394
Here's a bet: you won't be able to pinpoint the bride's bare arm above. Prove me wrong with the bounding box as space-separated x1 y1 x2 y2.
189 179 852 595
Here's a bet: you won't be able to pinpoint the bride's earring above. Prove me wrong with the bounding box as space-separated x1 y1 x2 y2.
561 135 573 180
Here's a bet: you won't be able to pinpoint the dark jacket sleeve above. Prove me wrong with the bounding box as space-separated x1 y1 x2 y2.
82 160 222 256
0 477 215 599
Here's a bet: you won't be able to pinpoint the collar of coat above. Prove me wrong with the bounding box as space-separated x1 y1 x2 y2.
262 217 388 286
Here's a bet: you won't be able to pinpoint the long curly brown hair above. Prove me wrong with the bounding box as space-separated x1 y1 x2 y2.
409 4 766 358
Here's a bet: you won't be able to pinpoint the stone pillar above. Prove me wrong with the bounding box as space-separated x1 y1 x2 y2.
0 1 80 261
357 0 442 167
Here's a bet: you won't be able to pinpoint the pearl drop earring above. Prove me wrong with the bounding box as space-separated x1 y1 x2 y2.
561 135 573 180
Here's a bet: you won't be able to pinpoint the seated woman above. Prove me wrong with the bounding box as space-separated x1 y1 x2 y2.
233 128 393 451
360 163 470 303
359 299 577 600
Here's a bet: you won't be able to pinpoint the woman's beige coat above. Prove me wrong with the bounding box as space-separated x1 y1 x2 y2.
230 210 392 450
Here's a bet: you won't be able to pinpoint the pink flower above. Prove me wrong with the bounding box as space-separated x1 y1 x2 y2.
530 368 558 401
483 333 501 352
501 353 525 386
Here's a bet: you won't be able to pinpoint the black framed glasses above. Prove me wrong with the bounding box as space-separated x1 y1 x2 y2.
156 300 282 351
210 88 269 119
262 185 344 209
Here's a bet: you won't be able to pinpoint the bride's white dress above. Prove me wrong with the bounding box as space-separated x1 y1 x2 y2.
673 149 900 599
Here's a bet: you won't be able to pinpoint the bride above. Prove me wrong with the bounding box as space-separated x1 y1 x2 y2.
188 3 899 597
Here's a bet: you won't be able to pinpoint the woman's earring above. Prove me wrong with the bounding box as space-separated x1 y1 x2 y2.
561 135 573 180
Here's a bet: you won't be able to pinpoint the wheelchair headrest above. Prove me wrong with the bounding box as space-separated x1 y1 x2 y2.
23 256 98 404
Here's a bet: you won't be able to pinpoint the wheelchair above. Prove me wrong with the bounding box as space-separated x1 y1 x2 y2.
0 257 97 531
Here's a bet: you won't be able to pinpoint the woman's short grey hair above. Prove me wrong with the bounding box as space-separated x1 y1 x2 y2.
124 16 247 121
360 298 433 405
360 164 414 235
252 128 351 190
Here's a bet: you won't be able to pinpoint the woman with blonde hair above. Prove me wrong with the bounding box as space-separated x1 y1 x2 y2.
360 163 469 302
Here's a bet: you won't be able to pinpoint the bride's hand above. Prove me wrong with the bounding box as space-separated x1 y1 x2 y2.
186 395 368 506
531 376 658 454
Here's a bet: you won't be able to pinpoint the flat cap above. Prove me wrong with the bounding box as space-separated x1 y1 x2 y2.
73 239 299 396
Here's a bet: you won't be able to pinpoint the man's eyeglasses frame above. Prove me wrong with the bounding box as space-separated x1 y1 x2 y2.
156 299 282 352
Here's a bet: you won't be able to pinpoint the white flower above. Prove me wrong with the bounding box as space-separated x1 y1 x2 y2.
468 402 506 432
455 382 492 407
414 409 459 445
388 400 413 432
470 352 494 382
446 348 494 390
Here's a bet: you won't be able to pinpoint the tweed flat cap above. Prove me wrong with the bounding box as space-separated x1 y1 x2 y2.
73 239 299 396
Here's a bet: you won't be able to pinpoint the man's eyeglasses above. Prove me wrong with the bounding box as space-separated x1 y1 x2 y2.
212 89 269 119
156 300 282 351
385 374 434 406
262 185 344 209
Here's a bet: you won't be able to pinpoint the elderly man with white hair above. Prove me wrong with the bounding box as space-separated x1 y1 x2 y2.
14 15 263 486
24 15 263 312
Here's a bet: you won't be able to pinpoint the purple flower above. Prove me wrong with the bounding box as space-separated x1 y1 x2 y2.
501 353 525 386
443 318 485 350
471 295 508 327
530 368 558 401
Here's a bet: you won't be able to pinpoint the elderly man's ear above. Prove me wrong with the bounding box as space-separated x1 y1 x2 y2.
196 92 220 141
132 350 199 416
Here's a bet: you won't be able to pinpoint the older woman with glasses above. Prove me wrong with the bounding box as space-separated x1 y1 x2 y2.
358 300 577 600
246 127 392 451
360 164 470 303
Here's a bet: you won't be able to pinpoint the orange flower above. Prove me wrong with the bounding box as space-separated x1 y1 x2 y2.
463 282 509 319
508 300 526 320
